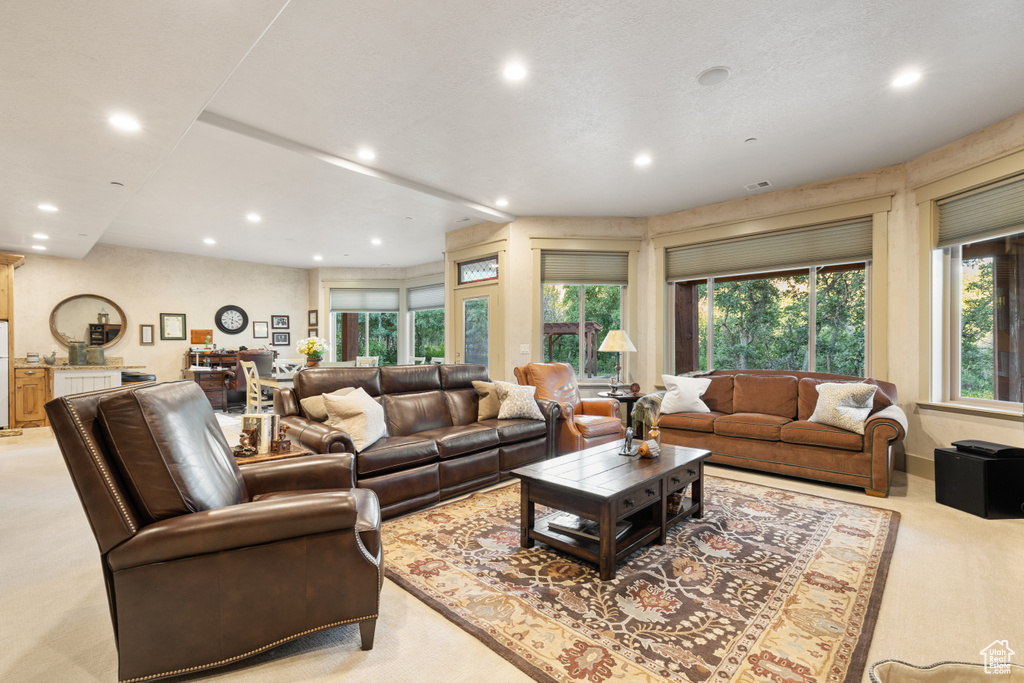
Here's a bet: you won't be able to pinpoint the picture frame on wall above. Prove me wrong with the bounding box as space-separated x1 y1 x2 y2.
160 313 186 340
308 310 318 326
253 321 269 338
308 327 317 338
272 332 290 346
139 324 154 345
271 315 289 329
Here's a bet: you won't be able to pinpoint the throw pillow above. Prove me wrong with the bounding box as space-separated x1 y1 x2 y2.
661 374 712 414
300 386 355 422
494 381 544 420
472 380 501 420
323 388 386 452
809 383 878 434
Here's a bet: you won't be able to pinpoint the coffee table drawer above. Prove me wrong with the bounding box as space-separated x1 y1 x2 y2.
667 466 700 494
618 480 661 517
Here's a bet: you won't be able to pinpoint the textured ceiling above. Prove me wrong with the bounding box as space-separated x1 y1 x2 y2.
5 1 1024 267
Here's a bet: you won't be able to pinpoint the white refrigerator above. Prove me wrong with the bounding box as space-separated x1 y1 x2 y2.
0 321 8 429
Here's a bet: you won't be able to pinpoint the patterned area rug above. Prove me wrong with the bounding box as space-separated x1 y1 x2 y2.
383 476 900 683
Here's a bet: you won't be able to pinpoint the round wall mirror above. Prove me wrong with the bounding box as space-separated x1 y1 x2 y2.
49 294 127 348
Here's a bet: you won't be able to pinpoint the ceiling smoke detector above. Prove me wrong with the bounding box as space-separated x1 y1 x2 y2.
744 180 772 191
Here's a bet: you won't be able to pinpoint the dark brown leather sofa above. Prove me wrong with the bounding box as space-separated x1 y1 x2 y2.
642 370 908 496
275 363 559 519
46 381 382 682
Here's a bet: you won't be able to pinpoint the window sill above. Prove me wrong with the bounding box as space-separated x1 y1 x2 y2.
917 400 1023 422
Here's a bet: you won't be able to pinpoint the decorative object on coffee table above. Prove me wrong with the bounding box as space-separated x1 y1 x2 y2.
597 329 636 395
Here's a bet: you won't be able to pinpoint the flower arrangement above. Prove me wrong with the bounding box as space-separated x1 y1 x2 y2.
297 336 328 361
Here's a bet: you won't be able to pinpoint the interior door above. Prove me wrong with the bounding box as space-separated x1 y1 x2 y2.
454 285 502 379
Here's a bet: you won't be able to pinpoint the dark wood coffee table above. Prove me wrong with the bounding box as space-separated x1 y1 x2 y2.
511 441 710 580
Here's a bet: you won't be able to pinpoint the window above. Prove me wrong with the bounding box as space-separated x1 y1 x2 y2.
408 283 445 362
329 287 399 365
676 264 866 375
458 256 498 284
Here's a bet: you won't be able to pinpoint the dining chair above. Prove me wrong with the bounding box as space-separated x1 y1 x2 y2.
356 356 379 367
411 356 426 364
430 357 444 364
241 360 267 413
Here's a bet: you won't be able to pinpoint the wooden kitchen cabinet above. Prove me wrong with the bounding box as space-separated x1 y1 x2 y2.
15 367 50 428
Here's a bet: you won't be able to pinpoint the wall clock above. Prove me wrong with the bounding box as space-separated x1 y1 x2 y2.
215 305 248 335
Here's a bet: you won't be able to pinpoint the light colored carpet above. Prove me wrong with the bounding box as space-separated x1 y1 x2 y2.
1 428 1022 682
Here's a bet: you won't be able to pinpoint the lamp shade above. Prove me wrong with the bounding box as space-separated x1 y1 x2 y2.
598 330 636 353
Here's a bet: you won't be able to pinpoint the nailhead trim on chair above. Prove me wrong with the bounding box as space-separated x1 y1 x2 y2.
119 615 379 683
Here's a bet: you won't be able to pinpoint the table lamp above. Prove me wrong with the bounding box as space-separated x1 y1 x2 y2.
598 330 636 395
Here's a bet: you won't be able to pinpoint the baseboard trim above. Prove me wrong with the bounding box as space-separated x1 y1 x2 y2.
904 452 935 480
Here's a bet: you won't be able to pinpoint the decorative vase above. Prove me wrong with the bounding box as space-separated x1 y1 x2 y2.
306 357 321 368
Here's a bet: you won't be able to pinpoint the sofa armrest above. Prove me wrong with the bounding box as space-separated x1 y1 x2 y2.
107 491 360 571
864 404 908 496
275 386 300 417
866 405 908 445
240 453 356 495
280 415 356 454
579 397 619 417
535 398 562 458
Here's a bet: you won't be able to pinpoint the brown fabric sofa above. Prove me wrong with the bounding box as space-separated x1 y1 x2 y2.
46 381 382 682
276 363 559 519
644 370 908 496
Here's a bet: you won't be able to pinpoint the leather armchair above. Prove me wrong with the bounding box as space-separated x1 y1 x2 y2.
514 362 624 455
45 381 382 682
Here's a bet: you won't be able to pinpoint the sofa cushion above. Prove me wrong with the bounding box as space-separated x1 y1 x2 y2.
661 375 711 413
797 377 895 420
382 390 452 436
357 435 439 477
380 364 442 393
703 375 734 413
98 381 246 523
294 366 381 400
472 381 500 420
576 414 623 438
713 412 791 441
658 411 726 433
444 387 480 425
780 420 864 452
478 418 547 443
809 383 877 434
440 363 489 390
324 388 388 453
733 374 798 418
413 424 499 459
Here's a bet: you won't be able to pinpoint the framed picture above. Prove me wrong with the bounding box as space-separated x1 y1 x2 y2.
253 321 269 338
160 313 186 340
271 315 289 329
308 309 318 326
190 329 212 344
139 324 154 346
308 327 317 338
272 332 290 346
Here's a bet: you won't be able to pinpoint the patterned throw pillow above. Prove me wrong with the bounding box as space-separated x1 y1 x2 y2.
809 383 878 434
661 375 712 414
323 387 386 452
494 381 544 420
472 380 501 420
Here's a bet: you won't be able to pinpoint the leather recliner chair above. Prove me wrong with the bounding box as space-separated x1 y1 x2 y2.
45 380 382 682
514 362 624 455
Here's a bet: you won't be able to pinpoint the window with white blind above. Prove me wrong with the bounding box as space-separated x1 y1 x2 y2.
329 288 400 365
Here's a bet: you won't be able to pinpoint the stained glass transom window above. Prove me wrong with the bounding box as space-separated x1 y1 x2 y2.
458 256 498 284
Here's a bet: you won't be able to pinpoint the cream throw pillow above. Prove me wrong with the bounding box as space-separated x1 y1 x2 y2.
300 386 356 422
661 375 712 414
494 381 544 420
809 383 877 434
472 381 501 420
323 388 386 452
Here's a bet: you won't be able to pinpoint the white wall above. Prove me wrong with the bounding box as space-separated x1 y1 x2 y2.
14 244 311 382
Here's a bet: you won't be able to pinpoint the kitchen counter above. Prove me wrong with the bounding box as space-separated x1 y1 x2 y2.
13 356 146 370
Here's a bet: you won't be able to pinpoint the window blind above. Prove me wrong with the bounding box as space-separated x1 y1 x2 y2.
665 218 873 281
541 251 628 285
407 283 444 311
937 174 1024 247
328 288 399 312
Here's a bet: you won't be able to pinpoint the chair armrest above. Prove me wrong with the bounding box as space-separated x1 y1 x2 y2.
239 453 356 495
280 415 356 454
534 399 562 458
579 397 619 417
107 491 360 571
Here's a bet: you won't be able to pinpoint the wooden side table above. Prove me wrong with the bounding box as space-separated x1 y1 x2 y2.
598 391 643 423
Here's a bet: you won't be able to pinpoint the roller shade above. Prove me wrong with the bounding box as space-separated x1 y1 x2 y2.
938 174 1024 247
329 288 399 312
541 251 628 285
407 283 444 311
665 218 872 281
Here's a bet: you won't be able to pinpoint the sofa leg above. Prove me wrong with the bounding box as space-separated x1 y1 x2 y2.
359 618 377 650
864 488 887 498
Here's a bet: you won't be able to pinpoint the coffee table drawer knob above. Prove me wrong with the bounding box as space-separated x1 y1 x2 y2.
646 488 656 496
687 469 696 476
624 498 635 508
671 476 681 484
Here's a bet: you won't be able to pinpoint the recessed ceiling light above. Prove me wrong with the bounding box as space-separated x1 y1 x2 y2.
31 245 46 251
313 255 323 261
892 71 922 87
32 233 49 240
246 213 261 223
697 67 731 86
38 204 58 212
496 198 509 207
108 113 141 132
634 154 652 167
503 62 527 81
358 148 376 161
371 238 382 246
203 238 216 245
